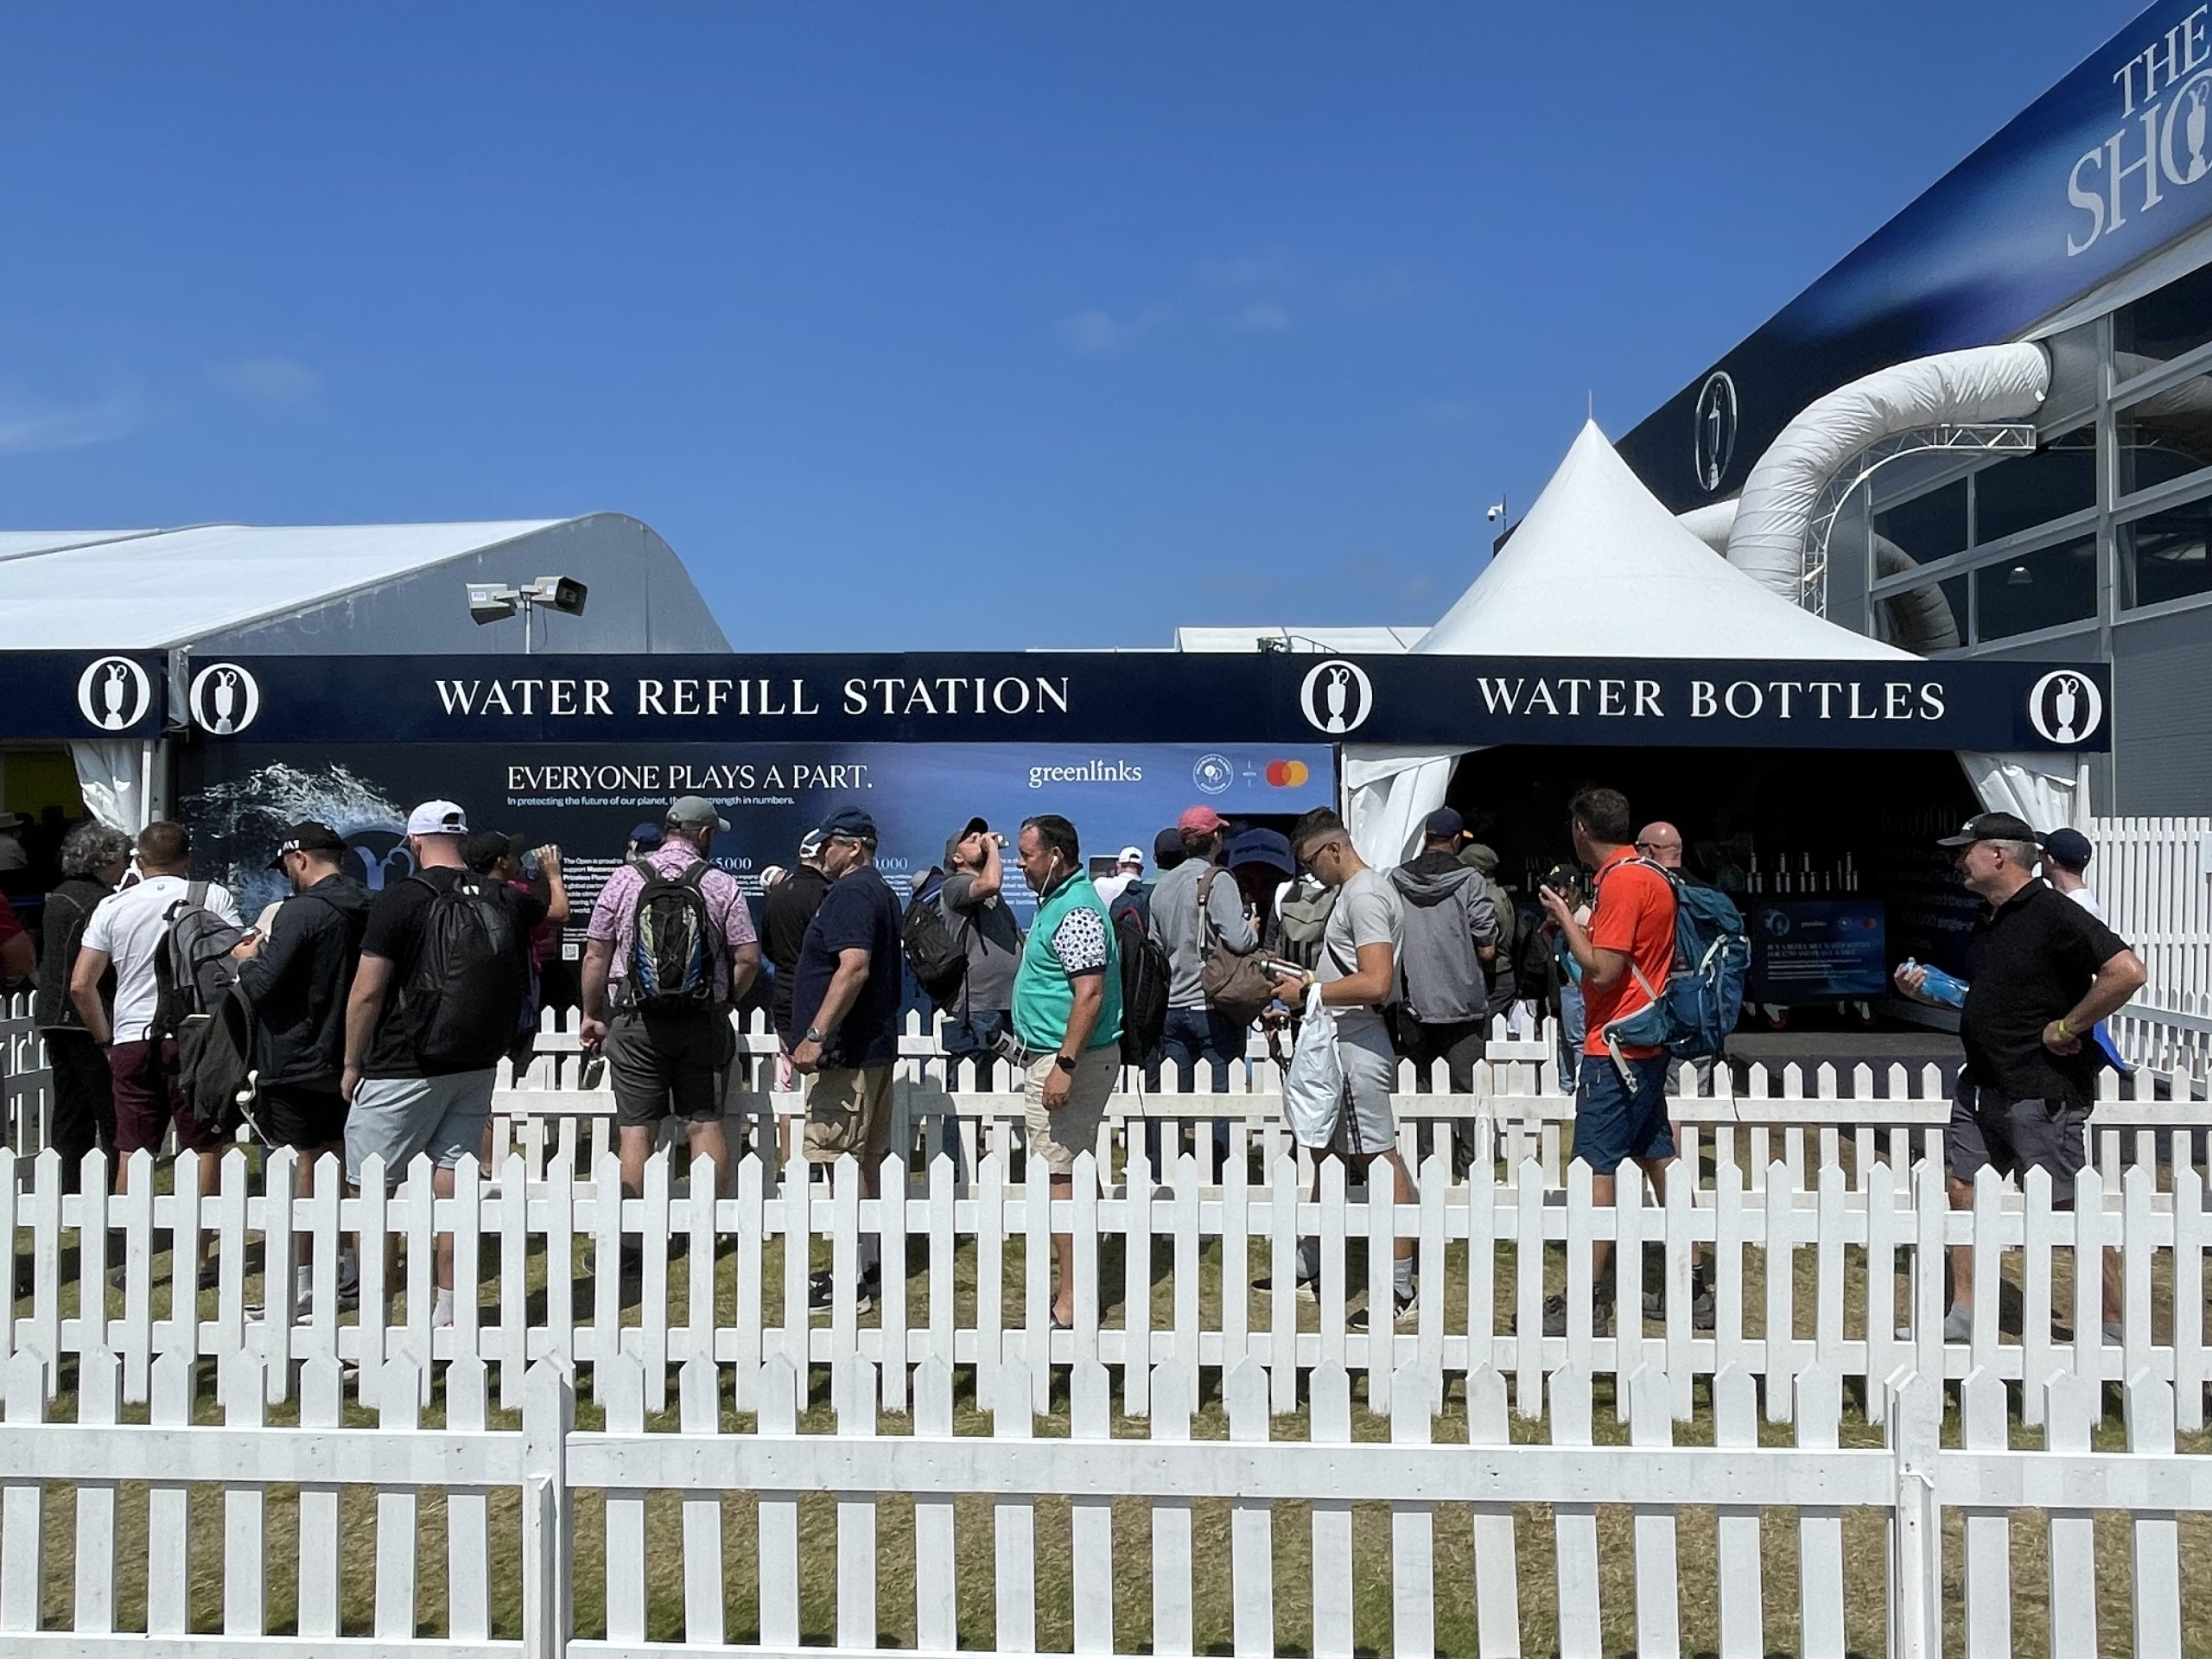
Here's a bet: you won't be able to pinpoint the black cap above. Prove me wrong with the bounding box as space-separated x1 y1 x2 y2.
1153 826 1184 864
944 817 990 864
269 820 346 870
464 830 514 874
818 806 879 843
1936 811 2038 849
2040 826 2094 870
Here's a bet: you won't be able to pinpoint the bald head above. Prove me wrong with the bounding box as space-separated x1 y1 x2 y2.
1637 821 1684 870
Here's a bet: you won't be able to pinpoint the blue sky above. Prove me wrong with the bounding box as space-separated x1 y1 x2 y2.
0 1 2143 650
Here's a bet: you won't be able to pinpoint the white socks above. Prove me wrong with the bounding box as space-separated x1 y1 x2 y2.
432 1287 454 1328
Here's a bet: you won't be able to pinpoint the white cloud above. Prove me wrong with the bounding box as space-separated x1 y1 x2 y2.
0 382 146 454
1231 297 1292 333
1198 253 1295 289
211 355 323 408
1058 303 1171 357
1337 266 1416 311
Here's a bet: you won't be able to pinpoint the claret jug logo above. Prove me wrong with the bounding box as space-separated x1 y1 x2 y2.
1694 372 1737 494
76 657 151 731
2027 670 2103 744
2068 5 2212 256
1298 660 1373 735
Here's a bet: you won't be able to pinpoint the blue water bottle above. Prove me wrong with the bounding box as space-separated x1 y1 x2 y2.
1899 957 1967 1009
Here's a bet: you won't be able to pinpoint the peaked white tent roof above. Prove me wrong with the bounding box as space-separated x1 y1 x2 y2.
1347 423 2067 862
1415 421 1910 661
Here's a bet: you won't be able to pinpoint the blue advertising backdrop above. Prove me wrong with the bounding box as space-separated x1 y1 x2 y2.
1623 0 2212 508
1746 898 1891 1003
176 739 1336 946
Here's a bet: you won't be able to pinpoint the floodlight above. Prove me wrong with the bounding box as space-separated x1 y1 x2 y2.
527 575 589 617
467 582 521 625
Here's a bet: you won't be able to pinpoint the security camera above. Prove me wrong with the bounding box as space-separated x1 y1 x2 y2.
1485 503 1506 523
466 582 520 625
527 575 589 617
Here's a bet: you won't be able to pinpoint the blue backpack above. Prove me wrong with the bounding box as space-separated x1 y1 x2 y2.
1598 860 1749 1069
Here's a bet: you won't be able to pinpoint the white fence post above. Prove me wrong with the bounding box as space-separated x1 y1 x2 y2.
521 1357 574 1659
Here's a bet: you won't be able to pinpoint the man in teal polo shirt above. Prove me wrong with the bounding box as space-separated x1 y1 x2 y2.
1012 812 1122 1330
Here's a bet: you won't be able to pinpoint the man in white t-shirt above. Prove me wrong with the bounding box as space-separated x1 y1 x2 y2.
2038 827 2106 921
71 823 243 1277
1268 806 1419 1327
1092 846 1144 909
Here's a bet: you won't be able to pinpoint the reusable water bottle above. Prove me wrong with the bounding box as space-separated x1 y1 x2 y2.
1898 957 1967 1009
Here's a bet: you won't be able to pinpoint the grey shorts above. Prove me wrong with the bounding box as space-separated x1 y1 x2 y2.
1947 1081 2090 1204
345 1071 496 1189
607 1009 734 1127
1335 1012 1400 1156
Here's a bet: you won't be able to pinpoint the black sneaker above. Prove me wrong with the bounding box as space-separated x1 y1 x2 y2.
1348 1286 1417 1330
808 1269 879 1314
1252 1272 1320 1302
1540 1289 1614 1338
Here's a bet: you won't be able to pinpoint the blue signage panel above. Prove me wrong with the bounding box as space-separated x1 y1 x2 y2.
176 740 1338 931
1747 898 1891 1003
1623 0 2212 509
0 652 167 740
171 652 2112 753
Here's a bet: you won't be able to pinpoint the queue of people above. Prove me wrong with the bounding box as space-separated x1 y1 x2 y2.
12 781 2152 1344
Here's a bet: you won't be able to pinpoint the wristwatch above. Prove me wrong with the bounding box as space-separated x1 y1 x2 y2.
1053 1052 1078 1074
804 1026 827 1045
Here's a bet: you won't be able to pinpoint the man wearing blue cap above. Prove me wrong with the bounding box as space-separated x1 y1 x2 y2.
791 807 904 1313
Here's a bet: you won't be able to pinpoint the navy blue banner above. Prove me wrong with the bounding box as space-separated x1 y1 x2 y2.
0 652 167 740
1623 0 2212 508
170 652 2113 753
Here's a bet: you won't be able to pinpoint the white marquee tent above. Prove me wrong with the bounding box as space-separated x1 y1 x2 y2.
1344 422 2080 863
0 514 728 829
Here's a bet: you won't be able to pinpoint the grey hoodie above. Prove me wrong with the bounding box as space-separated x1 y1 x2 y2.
1388 850 1500 1025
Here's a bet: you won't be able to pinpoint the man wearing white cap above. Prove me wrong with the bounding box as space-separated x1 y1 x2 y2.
343 800 546 1326
1093 845 1145 909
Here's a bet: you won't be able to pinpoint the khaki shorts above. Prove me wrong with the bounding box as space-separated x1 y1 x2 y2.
1023 1046 1118 1174
804 1065 894 1164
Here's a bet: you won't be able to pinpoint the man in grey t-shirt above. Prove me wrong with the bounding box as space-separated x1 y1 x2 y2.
939 818 1024 1086
1147 804 1259 1090
1268 806 1419 1326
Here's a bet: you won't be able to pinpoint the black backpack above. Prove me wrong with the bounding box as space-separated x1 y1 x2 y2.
1115 904 1171 1065
627 861 716 1014
150 881 249 1039
178 988 264 1141
402 873 530 1071
903 890 968 1009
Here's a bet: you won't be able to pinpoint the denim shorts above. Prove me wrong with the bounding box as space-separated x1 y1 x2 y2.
1572 1052 1674 1175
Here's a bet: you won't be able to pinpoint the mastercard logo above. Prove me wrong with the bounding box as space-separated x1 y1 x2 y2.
1264 760 1312 787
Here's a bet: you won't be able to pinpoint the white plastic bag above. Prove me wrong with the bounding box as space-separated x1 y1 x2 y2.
1281 983 1344 1149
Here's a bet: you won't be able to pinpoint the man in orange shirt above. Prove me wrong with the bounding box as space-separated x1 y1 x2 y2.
1537 786 1679 1336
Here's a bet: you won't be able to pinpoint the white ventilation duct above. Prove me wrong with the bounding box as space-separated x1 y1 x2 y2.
1680 499 1961 652
1725 343 2051 603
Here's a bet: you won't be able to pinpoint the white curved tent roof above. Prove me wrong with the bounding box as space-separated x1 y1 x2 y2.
0 515 730 653
1416 421 1910 661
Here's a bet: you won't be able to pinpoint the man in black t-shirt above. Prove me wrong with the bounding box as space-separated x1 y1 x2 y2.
789 806 903 1312
1895 810 2145 1344
764 828 831 1054
939 817 1024 1088
341 800 546 1327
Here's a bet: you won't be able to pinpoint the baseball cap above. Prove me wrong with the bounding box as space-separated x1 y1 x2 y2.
269 820 346 870
944 817 991 864
1459 841 1501 877
1152 827 1185 864
797 827 825 861
1226 828 1295 878
1936 811 2038 849
1423 807 1466 842
819 806 879 843
1116 845 1144 868
405 800 468 837
665 795 732 834
2040 826 2094 870
628 820 664 852
1179 804 1225 837
463 830 513 874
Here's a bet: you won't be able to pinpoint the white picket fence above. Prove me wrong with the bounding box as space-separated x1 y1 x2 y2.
2088 813 2212 1077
